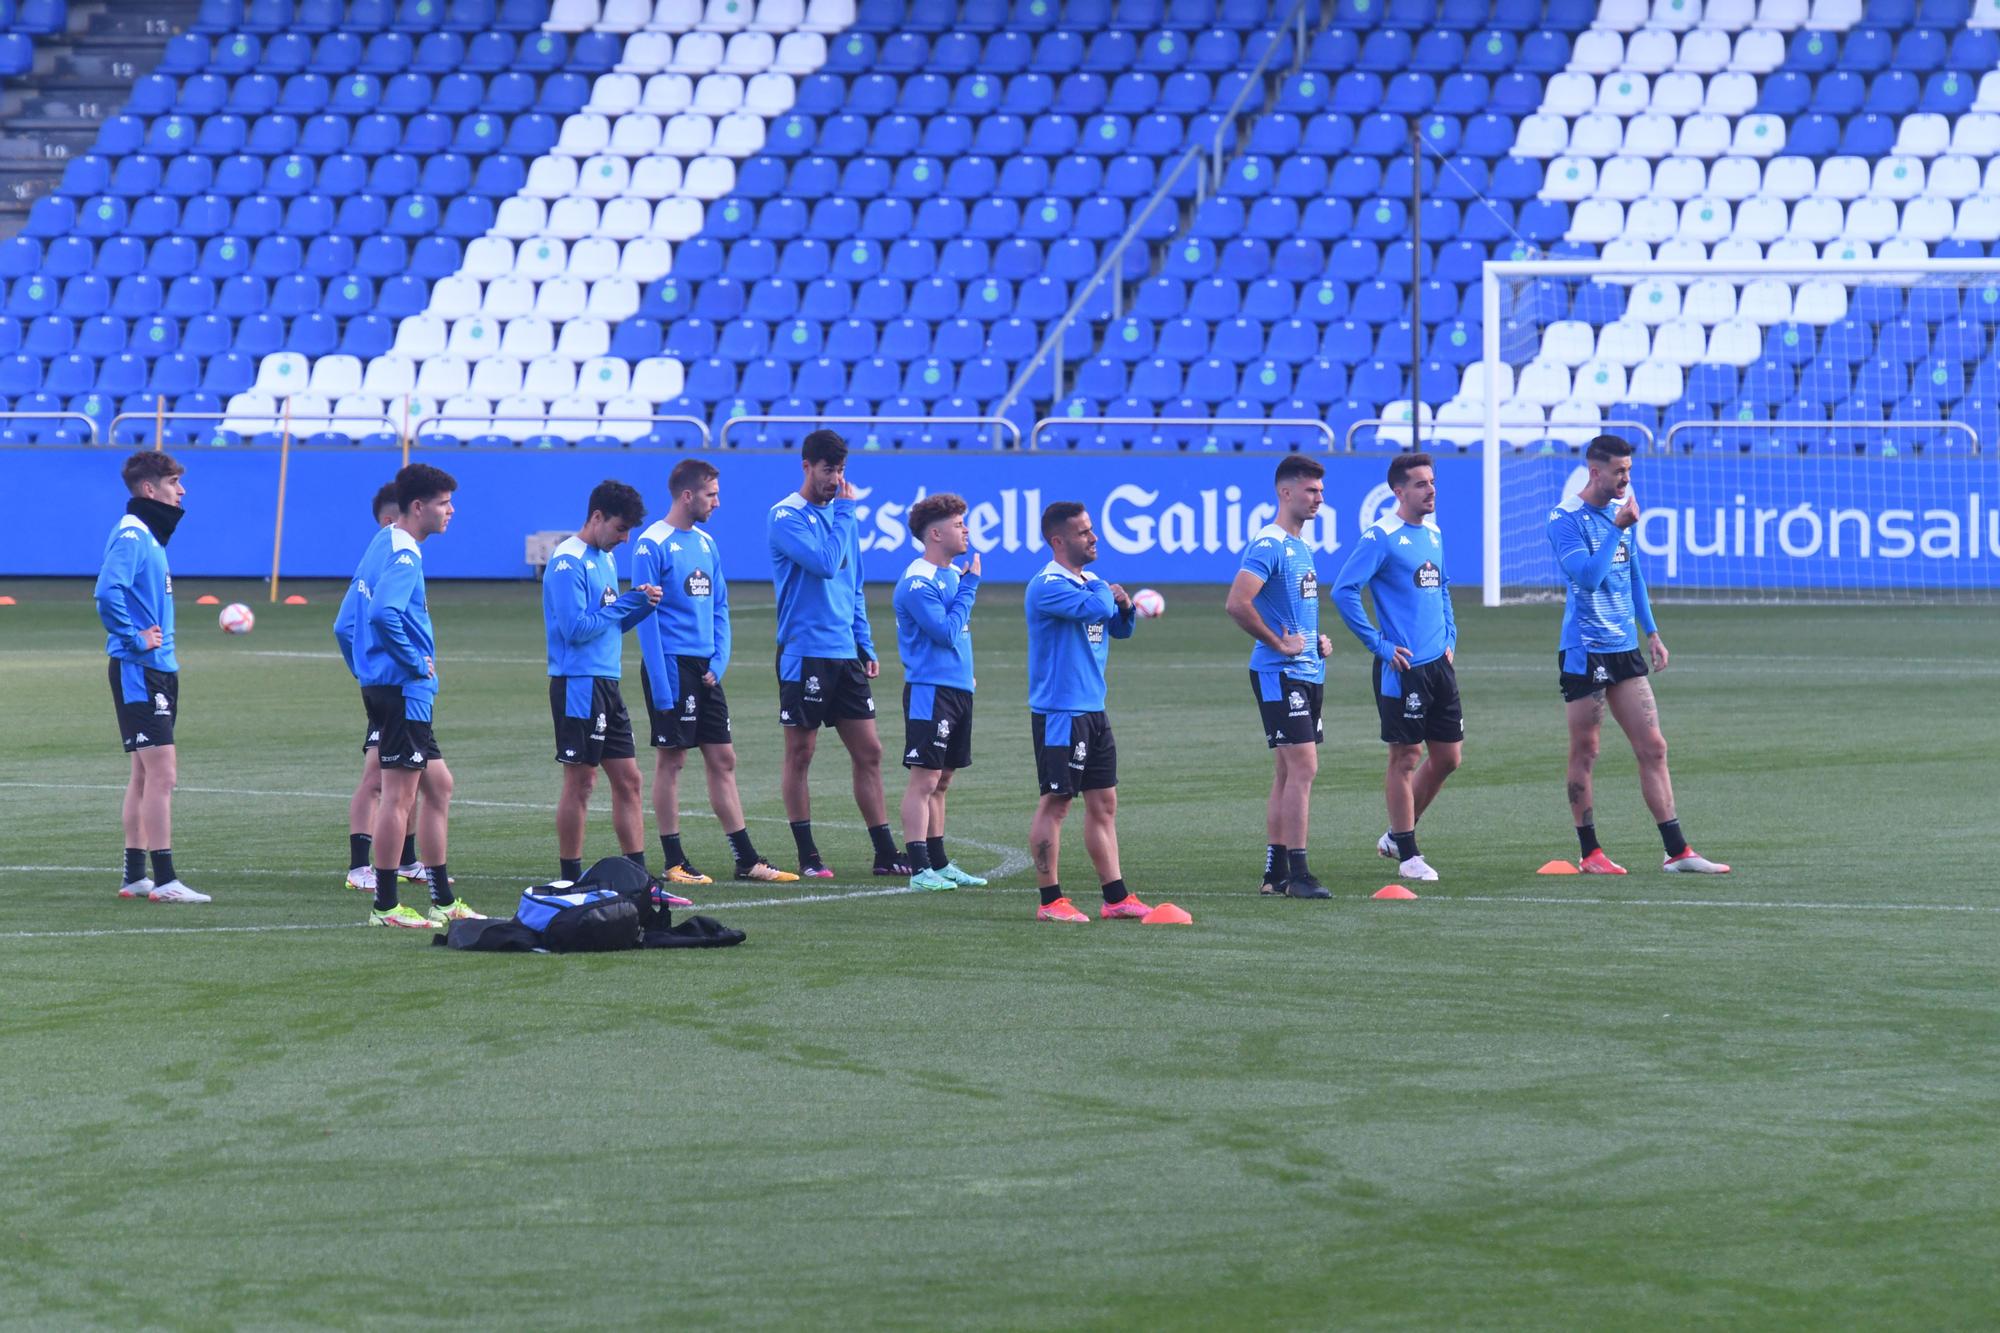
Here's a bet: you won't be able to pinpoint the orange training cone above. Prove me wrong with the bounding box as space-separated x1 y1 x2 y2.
1373 885 1417 900
1141 902 1193 925
0 595 15 606
196 594 220 605
1536 859 1579 875
283 594 308 605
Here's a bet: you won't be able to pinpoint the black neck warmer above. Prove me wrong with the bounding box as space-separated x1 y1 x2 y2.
127 496 184 546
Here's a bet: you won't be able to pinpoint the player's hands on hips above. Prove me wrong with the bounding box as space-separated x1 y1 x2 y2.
1387 644 1413 671
1108 583 1132 611
1613 496 1640 528
1318 633 1334 661
1275 629 1307 657
139 624 164 649
862 656 879 679
962 552 981 577
702 670 717 687
1647 632 1668 672
639 582 663 606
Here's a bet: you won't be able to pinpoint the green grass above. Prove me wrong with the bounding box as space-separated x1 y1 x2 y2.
3 578 1998 1328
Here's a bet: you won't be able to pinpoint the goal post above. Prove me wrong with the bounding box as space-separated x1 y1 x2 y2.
1479 258 2000 607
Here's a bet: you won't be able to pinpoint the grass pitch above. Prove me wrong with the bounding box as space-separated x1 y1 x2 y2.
2 578 1998 1328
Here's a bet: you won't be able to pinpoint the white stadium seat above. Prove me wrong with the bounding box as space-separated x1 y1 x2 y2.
1739 279 1792 325
525 356 578 400
698 0 751 33
1540 155 1597 201
743 71 795 116
393 315 445 357
692 73 745 117
1655 236 1708 265
445 315 498 355
555 113 612 157
1706 316 1761 365
1513 114 1569 158
483 275 536 320
720 32 779 75
1766 237 1815 263
648 0 701 26
1793 279 1847 324
1675 28 1730 73
1595 74 1650 118
309 354 361 396
662 112 713 155
1951 195 2000 242
496 196 549 239
547 196 601 240
1707 155 1759 199
1568 32 1622 75
557 317 612 360
1542 319 1594 366
1546 399 1603 447
773 30 827 74
1542 71 1594 116
666 31 725 74
1598 155 1652 201
1814 155 1868 200
680 156 736 197
526 155 579 200
463 236 514 281
600 196 655 239
750 0 803 31
602 395 653 441
1626 197 1678 242
493 395 545 442
1817 238 1869 261
1591 0 1647 29
547 395 597 441
1949 113 2000 158
578 154 632 198
1806 0 1860 26
1573 359 1628 406
652 196 706 238
1676 112 1732 158
1679 196 1732 242
362 354 415 397
800 0 855 32
632 356 688 400
630 154 685 198
1752 0 1805 27
548 0 598 32
1651 71 1702 117
587 73 642 115
1703 71 1756 116
1842 197 1896 243
1731 114 1785 157
586 277 641 321
502 317 556 359
1569 112 1624 157
1626 278 1682 325
469 356 523 400
1516 360 1571 406
1596 319 1651 366
619 237 674 281
711 111 766 157
612 112 666 156
1568 197 1624 243
1651 316 1706 364
1977 71 2000 111
568 236 621 281
617 32 675 74
1869 156 1923 201
1896 113 1949 157
1628 359 1684 406
515 237 569 280
534 275 589 322
1653 156 1705 200
1620 113 1676 159
1651 0 1699 29
598 0 652 30
640 74 695 115
1729 29 1784 72
427 275 482 320
1683 277 1736 323
440 394 494 435
1899 196 1954 243
1627 31 1678 74
1787 196 1842 243
1927 155 1978 200
416 355 471 398
578 356 633 400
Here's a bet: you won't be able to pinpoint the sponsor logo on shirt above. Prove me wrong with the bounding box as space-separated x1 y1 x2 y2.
1299 569 1317 600
1612 541 1630 564
685 568 712 598
1085 622 1104 644
600 585 617 606
1414 560 1442 590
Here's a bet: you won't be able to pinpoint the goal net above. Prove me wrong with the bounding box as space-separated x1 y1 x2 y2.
1476 259 2000 606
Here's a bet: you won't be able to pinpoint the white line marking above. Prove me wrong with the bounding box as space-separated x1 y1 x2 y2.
1445 893 2000 914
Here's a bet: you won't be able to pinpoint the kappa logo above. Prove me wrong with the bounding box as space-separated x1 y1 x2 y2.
1593 664 1611 682
554 559 573 571
119 530 139 541
153 692 170 714
367 729 380 744
866 697 875 713
779 709 792 722
395 554 413 566
907 748 921 760
685 568 712 598
134 731 149 743
1398 534 1412 546
805 674 821 696
936 718 952 739
564 748 576 757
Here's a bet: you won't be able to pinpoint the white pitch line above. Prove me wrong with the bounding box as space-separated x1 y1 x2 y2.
1445 893 2000 914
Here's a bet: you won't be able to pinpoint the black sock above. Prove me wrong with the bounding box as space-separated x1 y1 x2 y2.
1577 824 1601 858
348 833 371 872
1264 843 1287 885
906 840 931 872
560 857 582 883
1040 883 1063 906
373 870 398 913
661 833 684 866
150 849 175 885
428 863 452 906
790 819 820 864
1286 849 1311 883
1658 819 1689 857
401 833 418 866
624 849 646 869
1392 829 1419 861
926 835 946 869
867 823 899 862
123 847 147 884
726 827 757 867
1101 877 1128 904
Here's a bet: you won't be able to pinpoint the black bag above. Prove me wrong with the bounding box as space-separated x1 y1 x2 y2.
578 856 746 949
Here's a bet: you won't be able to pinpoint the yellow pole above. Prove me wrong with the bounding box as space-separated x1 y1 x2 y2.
153 396 165 450
270 396 292 605
401 394 412 467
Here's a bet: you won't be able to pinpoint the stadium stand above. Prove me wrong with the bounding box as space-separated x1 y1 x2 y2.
0 0 1997 451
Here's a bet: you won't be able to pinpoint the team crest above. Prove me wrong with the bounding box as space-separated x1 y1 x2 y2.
1287 690 1305 711
594 712 608 735
805 674 821 696
154 693 170 714
936 719 952 739
1072 741 1088 763
1405 691 1421 710
684 694 697 716
1593 664 1610 682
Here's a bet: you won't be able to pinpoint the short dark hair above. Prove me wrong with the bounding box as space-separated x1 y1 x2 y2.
801 428 848 468
371 481 400 522
122 450 184 493
1275 455 1324 485
668 458 718 498
909 492 967 542
1041 500 1086 541
394 462 457 512
587 479 646 527
1585 433 1635 463
1388 452 1435 488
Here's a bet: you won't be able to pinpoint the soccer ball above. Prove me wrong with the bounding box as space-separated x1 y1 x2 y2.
1132 588 1166 619
218 603 255 635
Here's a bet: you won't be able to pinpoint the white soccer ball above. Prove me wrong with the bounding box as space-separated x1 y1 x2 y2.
218 603 256 635
1131 588 1166 619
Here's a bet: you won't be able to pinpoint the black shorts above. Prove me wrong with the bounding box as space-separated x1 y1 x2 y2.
1558 648 1649 703
903 683 973 770
1250 670 1324 749
551 676 636 766
363 684 441 771
641 657 733 750
361 688 389 752
1031 710 1117 797
777 651 875 730
108 659 176 752
1375 656 1465 745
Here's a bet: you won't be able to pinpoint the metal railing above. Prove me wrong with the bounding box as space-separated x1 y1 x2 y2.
1031 416 1337 451
1663 418 1980 454
991 0 1315 440
717 414 1021 450
107 409 401 447
408 413 710 450
0 411 103 444
1346 417 1658 452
